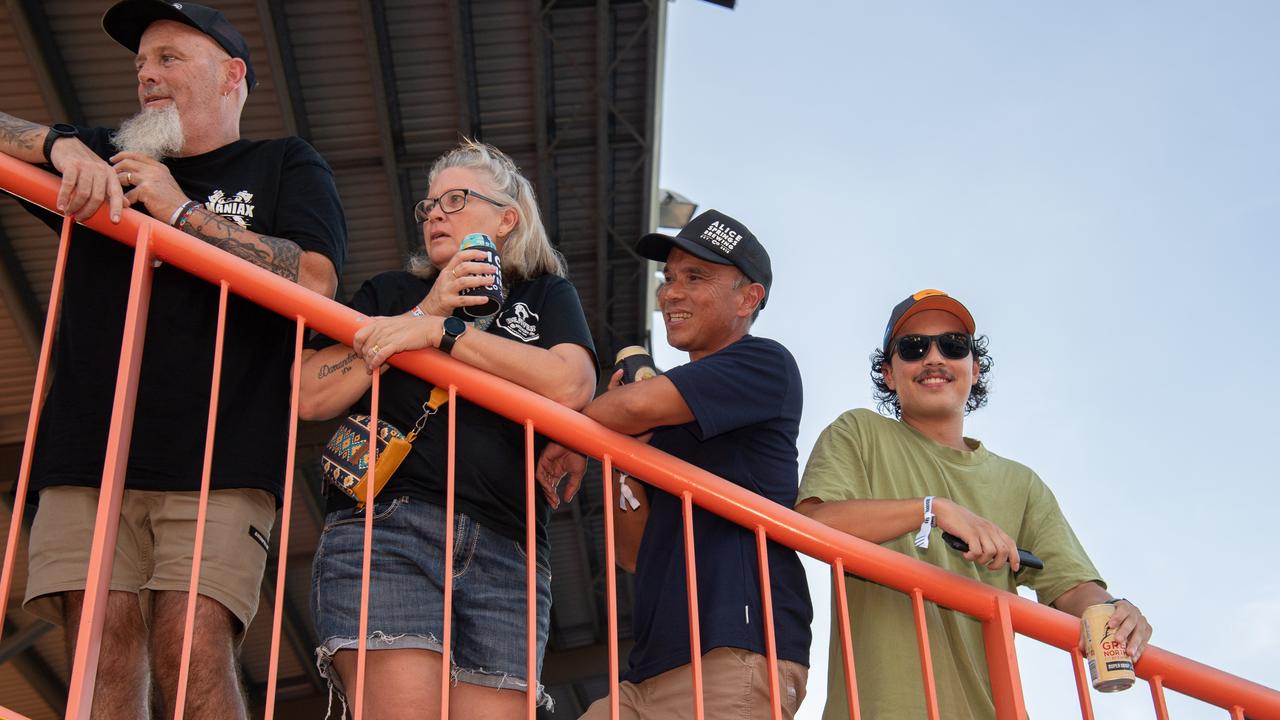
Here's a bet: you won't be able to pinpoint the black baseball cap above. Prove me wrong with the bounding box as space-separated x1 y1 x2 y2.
635 209 773 308
882 289 976 351
103 1 256 93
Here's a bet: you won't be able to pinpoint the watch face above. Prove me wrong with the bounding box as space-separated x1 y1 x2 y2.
444 316 466 336
51 123 78 137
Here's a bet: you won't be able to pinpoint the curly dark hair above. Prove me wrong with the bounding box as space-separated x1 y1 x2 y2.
870 335 994 418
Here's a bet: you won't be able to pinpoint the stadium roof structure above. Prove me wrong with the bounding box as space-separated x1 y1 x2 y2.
0 0 677 715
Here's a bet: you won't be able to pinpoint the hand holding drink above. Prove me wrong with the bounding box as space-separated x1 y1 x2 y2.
614 346 659 384
1083 603 1135 692
453 232 503 319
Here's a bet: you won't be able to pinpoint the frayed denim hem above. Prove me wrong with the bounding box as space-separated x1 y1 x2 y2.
314 633 554 716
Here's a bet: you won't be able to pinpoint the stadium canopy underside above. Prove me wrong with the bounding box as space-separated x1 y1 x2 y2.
0 1 671 715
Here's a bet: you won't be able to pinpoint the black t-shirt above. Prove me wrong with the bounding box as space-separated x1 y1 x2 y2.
624 335 814 683
308 270 596 552
24 127 347 503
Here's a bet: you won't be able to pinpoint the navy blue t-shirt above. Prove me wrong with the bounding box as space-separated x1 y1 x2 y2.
624 335 813 683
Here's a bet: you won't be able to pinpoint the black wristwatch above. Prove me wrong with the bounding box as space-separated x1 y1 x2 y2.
439 316 467 355
42 123 78 163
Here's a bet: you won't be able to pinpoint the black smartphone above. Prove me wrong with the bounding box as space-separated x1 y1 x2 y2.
940 531 1045 571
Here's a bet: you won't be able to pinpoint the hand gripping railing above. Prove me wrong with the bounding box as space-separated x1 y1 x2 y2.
2 153 1279 720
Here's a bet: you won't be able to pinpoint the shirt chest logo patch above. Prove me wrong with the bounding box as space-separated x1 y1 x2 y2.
497 302 540 343
205 189 256 229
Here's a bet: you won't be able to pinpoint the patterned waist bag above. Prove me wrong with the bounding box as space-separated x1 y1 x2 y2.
320 386 450 508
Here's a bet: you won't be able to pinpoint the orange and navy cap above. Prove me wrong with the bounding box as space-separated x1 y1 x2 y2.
882 289 976 352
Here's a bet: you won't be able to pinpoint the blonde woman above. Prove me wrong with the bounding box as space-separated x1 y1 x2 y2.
300 140 596 718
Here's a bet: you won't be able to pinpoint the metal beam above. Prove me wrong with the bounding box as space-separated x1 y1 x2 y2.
637 0 665 344
359 0 413 257
259 0 310 140
2 620 67 715
593 0 612 352
530 0 561 247
0 222 44 360
449 0 482 139
0 489 68 716
259 563 325 694
0 618 53 665
540 637 634 686
9 0 83 125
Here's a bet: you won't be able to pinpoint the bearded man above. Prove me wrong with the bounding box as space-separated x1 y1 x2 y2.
0 2 346 717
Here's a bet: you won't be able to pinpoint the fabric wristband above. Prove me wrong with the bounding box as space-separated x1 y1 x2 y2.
617 472 640 511
913 495 936 549
168 200 196 226
411 305 425 317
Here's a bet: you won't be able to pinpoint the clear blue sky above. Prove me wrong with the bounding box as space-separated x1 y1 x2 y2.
652 1 1280 717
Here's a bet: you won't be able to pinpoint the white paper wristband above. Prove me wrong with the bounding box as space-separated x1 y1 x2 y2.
913 495 936 549
617 472 641 511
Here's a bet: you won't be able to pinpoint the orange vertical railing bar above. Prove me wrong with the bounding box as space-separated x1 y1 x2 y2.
982 595 1028 720
1233 705 1247 719
0 216 71 643
172 280 231 720
352 371 381 720
601 455 621 720
525 421 537 720
911 588 941 720
264 317 306 719
66 225 155 720
681 491 704 720
1151 675 1171 720
753 526 782 720
440 385 458 718
831 559 861 720
1069 647 1095 720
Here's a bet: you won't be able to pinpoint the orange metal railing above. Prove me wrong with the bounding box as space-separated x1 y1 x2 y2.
2 155 1279 720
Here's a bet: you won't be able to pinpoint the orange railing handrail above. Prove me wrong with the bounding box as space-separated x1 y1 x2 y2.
2 154 1279 719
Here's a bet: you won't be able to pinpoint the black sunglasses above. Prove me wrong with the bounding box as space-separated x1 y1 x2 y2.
892 332 973 362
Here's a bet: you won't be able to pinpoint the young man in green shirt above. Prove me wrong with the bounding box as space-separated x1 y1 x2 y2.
796 289 1152 720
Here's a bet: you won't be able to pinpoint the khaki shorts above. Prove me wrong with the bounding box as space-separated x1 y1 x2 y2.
23 485 276 640
580 646 808 720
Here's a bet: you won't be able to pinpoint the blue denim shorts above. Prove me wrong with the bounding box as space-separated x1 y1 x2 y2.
310 496 552 709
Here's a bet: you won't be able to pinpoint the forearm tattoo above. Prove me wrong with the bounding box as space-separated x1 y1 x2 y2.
317 351 358 379
182 206 302 282
0 113 45 153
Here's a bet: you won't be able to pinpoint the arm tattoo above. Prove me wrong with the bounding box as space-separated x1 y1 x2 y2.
317 351 358 379
182 206 302 282
0 113 45 153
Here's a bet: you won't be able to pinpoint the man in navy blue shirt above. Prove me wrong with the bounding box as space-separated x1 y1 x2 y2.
539 210 813 719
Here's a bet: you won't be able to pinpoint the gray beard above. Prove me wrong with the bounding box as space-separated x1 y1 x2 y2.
111 105 184 160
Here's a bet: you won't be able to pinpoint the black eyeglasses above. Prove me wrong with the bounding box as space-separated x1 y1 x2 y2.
414 188 506 222
892 333 973 362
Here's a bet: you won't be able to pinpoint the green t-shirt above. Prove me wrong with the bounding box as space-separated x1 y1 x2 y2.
798 409 1103 720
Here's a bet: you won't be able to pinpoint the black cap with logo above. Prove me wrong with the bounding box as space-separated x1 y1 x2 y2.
635 209 773 309
103 0 256 93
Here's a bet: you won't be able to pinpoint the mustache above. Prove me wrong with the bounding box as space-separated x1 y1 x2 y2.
913 368 954 382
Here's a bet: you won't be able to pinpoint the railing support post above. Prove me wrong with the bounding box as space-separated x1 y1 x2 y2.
983 595 1028 720
66 226 155 720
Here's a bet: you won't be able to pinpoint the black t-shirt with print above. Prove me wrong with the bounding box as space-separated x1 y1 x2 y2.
308 270 596 552
23 126 347 504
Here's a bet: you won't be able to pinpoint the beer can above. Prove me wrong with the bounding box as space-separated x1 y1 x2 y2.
614 346 659 384
1083 603 1135 692
455 233 503 319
